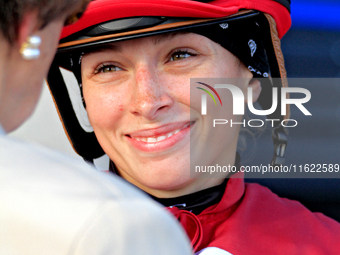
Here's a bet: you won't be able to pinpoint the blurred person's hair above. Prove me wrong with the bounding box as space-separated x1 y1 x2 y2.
0 0 88 44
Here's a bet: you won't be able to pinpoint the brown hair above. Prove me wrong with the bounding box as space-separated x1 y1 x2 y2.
0 0 89 44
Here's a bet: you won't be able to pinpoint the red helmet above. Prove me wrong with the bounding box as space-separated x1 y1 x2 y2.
47 0 291 164
60 0 290 41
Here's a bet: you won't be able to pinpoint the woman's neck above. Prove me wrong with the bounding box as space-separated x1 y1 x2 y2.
109 152 240 198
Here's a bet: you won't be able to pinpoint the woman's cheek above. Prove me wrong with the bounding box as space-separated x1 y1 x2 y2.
84 86 126 130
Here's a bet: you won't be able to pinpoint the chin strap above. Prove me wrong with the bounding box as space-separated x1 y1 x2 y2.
84 158 94 166
271 124 288 166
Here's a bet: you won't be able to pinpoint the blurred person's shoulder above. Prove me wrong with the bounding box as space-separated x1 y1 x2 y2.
0 135 192 255
0 134 138 197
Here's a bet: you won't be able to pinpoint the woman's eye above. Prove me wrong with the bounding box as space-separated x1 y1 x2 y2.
170 51 194 61
95 64 122 74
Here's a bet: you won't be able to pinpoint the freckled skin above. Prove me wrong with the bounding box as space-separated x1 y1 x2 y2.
81 33 257 198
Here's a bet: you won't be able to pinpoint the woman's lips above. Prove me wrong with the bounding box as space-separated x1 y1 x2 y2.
126 121 193 153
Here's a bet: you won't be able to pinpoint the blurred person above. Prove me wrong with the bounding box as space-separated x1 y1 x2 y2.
48 0 340 254
0 0 192 254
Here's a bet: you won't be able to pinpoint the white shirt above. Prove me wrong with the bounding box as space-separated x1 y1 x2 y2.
0 129 192 254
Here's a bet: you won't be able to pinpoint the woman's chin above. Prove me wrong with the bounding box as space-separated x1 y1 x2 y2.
136 173 194 197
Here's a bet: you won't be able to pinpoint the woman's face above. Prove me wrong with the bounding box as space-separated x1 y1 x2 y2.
81 33 256 197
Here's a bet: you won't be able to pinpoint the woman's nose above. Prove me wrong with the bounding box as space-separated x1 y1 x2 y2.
129 65 173 120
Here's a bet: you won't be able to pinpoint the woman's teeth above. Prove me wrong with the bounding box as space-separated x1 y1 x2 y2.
134 129 181 143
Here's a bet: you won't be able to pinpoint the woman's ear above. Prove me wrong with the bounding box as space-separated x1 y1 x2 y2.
246 78 262 103
17 11 43 60
17 11 39 48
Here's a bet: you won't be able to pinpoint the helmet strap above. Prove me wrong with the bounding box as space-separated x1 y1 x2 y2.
271 124 288 166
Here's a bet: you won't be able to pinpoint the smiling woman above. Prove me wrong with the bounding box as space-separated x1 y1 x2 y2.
47 0 340 254
80 33 255 196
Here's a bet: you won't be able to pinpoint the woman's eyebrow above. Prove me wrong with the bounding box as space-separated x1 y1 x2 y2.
84 44 122 55
152 32 188 44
